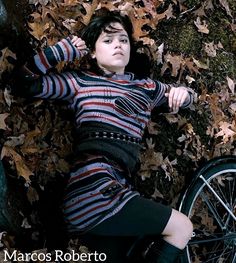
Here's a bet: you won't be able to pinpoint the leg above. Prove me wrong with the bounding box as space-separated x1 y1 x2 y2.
146 209 193 263
162 209 193 249
78 196 172 262
74 196 192 263
79 235 135 263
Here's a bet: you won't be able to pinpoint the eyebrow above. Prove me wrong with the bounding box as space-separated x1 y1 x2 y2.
101 33 129 39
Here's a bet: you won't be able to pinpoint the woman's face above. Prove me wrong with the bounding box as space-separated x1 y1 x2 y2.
92 22 131 74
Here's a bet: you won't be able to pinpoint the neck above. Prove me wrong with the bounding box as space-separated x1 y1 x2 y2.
98 65 125 75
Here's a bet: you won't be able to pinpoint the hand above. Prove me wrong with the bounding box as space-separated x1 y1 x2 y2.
165 86 189 113
71 36 89 55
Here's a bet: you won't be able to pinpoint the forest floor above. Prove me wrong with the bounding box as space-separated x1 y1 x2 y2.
0 0 235 262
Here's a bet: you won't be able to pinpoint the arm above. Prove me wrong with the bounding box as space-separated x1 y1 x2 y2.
12 36 87 98
33 36 87 74
151 81 194 113
165 85 193 113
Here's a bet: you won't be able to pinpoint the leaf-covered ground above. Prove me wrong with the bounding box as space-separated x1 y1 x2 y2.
0 0 235 260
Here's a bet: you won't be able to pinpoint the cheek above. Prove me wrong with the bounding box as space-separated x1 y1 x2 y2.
94 45 109 59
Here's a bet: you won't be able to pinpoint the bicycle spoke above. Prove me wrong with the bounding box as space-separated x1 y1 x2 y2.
199 175 236 221
204 250 234 263
189 233 236 245
188 244 235 262
200 191 226 230
214 178 229 206
180 163 236 263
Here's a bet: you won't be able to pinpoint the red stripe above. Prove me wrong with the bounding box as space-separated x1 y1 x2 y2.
70 189 127 221
38 51 50 70
45 77 50 95
65 181 117 209
82 115 141 136
65 192 101 209
78 88 126 95
54 75 64 97
69 167 106 183
82 101 114 108
62 39 70 60
67 73 79 95
81 101 147 124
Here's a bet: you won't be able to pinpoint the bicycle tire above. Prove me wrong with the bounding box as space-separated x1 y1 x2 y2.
179 162 236 263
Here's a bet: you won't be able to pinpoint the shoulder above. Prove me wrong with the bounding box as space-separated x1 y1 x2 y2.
130 73 157 90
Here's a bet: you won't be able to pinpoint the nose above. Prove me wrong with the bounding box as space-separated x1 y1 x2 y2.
114 38 121 48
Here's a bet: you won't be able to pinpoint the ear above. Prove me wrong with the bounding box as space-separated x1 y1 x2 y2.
91 53 96 59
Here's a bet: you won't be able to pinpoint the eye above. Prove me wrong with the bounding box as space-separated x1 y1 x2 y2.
120 38 128 43
103 39 112 43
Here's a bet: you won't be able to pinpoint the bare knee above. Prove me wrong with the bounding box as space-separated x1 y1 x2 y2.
162 209 193 249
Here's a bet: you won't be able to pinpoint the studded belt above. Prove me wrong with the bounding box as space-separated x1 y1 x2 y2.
78 131 142 145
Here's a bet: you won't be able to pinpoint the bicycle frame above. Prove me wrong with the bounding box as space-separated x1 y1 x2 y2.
178 155 236 263
178 155 236 212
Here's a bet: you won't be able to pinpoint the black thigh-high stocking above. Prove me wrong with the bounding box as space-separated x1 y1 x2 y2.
145 239 183 263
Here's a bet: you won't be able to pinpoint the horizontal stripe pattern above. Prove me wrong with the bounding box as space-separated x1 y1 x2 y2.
63 157 139 233
34 38 82 74
29 40 193 233
33 70 192 138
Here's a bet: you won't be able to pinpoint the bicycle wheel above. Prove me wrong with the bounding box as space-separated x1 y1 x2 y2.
179 162 236 263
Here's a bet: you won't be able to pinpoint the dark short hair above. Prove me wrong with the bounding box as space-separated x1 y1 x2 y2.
80 11 134 51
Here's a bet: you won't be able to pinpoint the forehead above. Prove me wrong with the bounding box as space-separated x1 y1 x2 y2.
100 22 128 36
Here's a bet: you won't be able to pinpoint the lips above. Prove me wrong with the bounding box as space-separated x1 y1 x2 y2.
113 52 123 56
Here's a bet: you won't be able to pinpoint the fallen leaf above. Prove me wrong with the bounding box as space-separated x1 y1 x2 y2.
156 43 164 65
0 113 9 130
161 53 184 77
226 76 235 93
0 48 16 76
4 134 25 147
219 0 233 18
215 121 236 143
192 57 209 69
27 186 39 204
3 87 14 108
204 41 217 57
28 20 51 40
1 146 34 181
194 17 209 34
186 75 196 84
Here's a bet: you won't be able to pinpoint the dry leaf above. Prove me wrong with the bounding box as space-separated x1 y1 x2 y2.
215 121 236 143
82 0 99 25
1 146 34 181
204 41 217 57
156 43 164 65
147 121 159 135
0 48 16 76
194 17 209 34
192 57 209 69
186 75 195 84
4 134 25 147
219 0 233 18
226 76 235 93
0 113 9 130
161 53 184 77
27 186 39 204
28 20 50 40
229 103 236 114
3 87 14 108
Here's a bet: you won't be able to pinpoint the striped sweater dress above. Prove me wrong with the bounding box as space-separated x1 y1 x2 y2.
23 37 193 234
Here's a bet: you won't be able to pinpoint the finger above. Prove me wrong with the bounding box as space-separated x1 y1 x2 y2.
169 88 178 111
174 89 189 112
71 35 79 43
75 42 87 50
73 39 85 47
171 89 180 112
179 91 188 107
168 88 175 110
